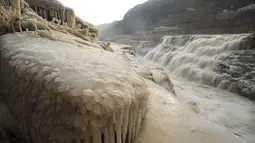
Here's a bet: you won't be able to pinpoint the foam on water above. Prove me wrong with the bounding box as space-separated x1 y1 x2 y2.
133 34 255 142
170 75 255 143
134 56 255 143
136 34 255 98
111 42 255 143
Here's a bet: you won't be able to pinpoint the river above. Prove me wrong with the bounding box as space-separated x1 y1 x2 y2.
171 74 255 143
132 33 255 143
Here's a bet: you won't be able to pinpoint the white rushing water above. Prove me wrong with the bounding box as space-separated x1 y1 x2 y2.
133 34 255 143
170 75 255 143
134 58 255 143
136 34 255 98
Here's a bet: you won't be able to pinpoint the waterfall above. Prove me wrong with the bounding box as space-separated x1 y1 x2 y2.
136 34 255 100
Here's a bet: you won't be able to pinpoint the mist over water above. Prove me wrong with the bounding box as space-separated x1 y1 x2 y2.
136 34 255 99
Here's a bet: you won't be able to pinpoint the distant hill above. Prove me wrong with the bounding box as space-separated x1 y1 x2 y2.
99 0 255 40
97 21 119 41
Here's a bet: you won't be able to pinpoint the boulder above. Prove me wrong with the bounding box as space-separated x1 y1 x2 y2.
0 33 149 143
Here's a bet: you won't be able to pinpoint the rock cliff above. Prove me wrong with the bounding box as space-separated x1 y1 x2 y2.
25 0 98 37
98 0 255 40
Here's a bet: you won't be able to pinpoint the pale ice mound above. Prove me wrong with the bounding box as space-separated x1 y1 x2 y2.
0 33 149 143
119 46 175 94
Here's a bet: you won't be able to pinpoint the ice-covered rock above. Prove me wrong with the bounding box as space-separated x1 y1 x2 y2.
150 68 175 95
0 0 98 42
0 33 149 143
0 1 148 143
119 46 175 94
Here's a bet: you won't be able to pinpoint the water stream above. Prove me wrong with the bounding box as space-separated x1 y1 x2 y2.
134 33 255 142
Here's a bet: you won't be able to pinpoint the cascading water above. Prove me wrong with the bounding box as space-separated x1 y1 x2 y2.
136 34 255 100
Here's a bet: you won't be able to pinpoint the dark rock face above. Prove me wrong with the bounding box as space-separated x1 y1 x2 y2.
0 98 26 143
99 0 255 40
214 34 255 100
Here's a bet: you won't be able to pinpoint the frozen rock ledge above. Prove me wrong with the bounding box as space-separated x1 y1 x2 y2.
0 33 149 143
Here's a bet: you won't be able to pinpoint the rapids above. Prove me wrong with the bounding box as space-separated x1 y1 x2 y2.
132 33 255 142
135 34 255 100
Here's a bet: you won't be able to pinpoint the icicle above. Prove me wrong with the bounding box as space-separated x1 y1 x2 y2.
128 104 134 143
120 108 124 127
91 125 101 143
135 106 142 137
34 6 38 13
38 7 42 18
103 127 110 143
58 10 62 22
43 9 47 20
132 102 138 140
122 103 130 143
113 112 116 123
84 129 91 143
115 111 123 143
109 125 115 143
141 102 147 119
54 10 58 20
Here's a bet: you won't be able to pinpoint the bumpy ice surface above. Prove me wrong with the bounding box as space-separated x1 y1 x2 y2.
0 33 149 143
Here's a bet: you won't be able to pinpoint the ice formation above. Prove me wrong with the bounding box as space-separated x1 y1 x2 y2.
0 1 149 142
65 7 75 28
0 33 149 143
119 46 175 94
24 0 99 39
0 0 98 42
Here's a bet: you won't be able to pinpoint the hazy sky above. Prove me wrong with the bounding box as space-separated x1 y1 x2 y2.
59 0 147 25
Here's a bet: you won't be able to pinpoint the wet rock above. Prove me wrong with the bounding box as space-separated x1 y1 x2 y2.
119 46 176 95
150 68 176 95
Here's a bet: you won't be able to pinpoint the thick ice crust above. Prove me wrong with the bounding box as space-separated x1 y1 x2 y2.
0 33 149 143
119 47 175 95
